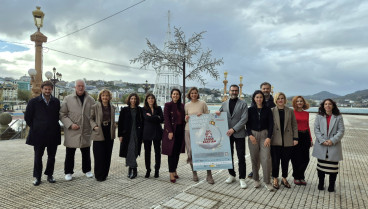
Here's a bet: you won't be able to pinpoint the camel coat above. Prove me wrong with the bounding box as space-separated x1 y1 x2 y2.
60 91 95 148
90 102 116 141
271 106 298 147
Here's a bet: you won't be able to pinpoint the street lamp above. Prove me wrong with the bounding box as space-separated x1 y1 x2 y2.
239 75 244 100
30 6 47 98
142 80 151 94
222 71 228 101
45 67 62 97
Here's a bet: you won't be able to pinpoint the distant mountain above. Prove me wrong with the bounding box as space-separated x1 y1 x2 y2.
340 89 368 100
303 91 341 100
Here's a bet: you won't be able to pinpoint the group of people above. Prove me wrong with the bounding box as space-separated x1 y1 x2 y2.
25 79 345 193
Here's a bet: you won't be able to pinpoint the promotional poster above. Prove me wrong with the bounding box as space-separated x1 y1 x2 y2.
189 113 233 171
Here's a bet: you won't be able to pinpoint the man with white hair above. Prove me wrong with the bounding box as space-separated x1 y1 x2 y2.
60 79 96 181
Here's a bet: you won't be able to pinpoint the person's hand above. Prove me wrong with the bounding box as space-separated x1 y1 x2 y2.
310 141 314 147
185 115 190 121
168 133 174 140
326 139 333 146
293 140 298 146
119 137 123 142
93 126 99 131
226 128 235 136
264 138 271 147
249 135 257 145
146 113 151 116
215 111 221 116
71 124 80 130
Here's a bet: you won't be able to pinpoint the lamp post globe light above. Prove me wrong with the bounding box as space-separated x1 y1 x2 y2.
45 67 62 97
30 6 47 98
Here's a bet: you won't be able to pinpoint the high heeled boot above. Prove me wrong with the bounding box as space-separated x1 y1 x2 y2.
190 163 198 182
328 173 337 192
318 170 325 190
130 168 137 179
206 170 214 184
127 167 133 178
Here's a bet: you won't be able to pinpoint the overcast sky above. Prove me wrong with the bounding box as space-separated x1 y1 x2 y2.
0 0 367 96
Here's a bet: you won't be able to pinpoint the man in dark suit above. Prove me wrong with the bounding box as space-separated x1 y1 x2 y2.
25 81 61 186
216 84 248 189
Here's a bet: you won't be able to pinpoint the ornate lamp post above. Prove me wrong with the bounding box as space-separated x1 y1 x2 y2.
142 80 151 94
222 71 228 101
30 6 47 98
239 75 244 100
271 85 274 96
45 67 62 97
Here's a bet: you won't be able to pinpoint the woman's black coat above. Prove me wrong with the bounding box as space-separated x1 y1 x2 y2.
118 106 144 158
142 106 164 141
25 95 61 147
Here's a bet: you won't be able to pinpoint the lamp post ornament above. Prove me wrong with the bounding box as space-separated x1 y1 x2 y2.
239 75 244 100
222 71 228 101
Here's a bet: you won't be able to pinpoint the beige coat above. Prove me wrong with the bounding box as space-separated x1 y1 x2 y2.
60 91 95 148
90 102 116 141
271 106 298 147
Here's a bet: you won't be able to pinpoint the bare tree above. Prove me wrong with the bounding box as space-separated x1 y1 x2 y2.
131 27 223 103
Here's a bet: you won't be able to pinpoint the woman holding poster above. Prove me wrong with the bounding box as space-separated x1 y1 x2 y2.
184 87 214 184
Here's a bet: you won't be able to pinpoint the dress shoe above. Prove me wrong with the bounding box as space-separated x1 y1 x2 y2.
33 178 41 186
174 171 179 179
127 167 133 178
273 178 279 189
47 175 56 183
96 177 106 182
254 180 261 188
294 179 301 185
300 179 307 185
65 174 73 181
145 169 151 178
225 175 235 184
240 179 248 189
192 171 199 182
154 169 159 178
85 171 94 178
281 178 291 188
130 168 137 179
206 170 214 184
170 172 176 183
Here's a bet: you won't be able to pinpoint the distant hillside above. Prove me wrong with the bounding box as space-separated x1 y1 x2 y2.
303 91 341 100
340 89 368 100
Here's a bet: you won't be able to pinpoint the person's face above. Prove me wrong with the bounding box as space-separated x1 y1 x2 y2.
261 84 271 96
229 86 239 99
75 81 85 96
276 94 286 106
324 100 333 113
41 85 52 97
101 92 110 103
171 90 180 103
254 93 264 106
296 97 304 109
147 96 155 106
190 90 199 100
130 96 137 107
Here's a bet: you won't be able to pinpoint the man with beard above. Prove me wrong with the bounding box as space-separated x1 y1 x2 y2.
248 82 275 178
25 81 61 186
216 84 248 188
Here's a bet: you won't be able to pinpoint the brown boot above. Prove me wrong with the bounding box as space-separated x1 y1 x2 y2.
190 163 199 182
206 170 214 184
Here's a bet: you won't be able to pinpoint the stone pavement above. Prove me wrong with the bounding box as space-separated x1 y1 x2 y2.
0 114 367 209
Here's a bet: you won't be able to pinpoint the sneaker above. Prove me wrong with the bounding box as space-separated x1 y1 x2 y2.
240 179 247 189
225 175 235 184
254 180 261 188
248 172 253 178
85 171 94 178
300 179 307 185
265 183 275 191
65 174 73 181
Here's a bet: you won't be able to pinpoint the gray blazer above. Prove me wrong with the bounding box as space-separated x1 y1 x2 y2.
312 114 345 162
219 99 248 138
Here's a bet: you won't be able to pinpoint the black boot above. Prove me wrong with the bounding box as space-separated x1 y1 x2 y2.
154 169 159 178
145 169 151 178
318 170 325 190
130 168 137 179
328 173 337 192
127 167 133 178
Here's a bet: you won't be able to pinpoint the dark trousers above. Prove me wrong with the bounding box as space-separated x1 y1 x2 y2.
93 139 114 180
33 145 58 179
65 147 91 174
168 125 184 173
271 145 292 178
291 131 311 179
228 136 246 179
144 139 161 171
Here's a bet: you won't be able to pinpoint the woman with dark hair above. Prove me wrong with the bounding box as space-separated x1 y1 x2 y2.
162 88 185 183
142 93 164 178
271 92 298 189
246 90 274 191
118 93 144 179
90 89 116 181
184 87 214 184
312 98 344 192
291 96 313 186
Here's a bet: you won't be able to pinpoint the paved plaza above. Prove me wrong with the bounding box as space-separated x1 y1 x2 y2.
0 114 367 208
